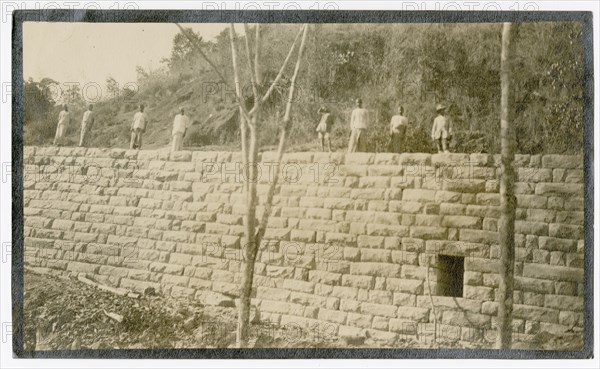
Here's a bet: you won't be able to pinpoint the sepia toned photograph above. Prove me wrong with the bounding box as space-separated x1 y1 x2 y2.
13 10 592 359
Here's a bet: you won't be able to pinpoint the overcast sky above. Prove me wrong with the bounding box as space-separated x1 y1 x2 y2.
23 22 239 86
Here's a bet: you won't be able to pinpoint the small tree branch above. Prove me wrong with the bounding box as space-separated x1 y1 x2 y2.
229 24 251 191
175 24 227 86
254 24 262 87
176 23 251 123
243 24 259 103
248 24 305 116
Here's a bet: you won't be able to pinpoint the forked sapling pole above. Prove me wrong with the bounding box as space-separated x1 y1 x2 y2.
174 21 309 349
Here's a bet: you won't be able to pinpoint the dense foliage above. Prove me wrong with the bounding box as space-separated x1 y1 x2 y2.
24 22 584 154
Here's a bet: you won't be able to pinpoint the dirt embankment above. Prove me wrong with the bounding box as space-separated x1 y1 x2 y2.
23 271 582 352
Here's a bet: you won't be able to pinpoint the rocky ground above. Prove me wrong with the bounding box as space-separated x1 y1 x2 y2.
22 271 583 352
23 271 345 351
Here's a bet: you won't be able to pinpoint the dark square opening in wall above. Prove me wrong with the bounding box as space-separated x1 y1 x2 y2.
437 255 464 297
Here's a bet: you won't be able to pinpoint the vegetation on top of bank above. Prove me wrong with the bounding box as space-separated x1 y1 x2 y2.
24 22 583 154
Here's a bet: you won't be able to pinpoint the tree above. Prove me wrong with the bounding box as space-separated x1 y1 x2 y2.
175 22 310 348
136 65 149 81
106 76 120 100
23 78 56 124
23 78 62 145
497 22 520 350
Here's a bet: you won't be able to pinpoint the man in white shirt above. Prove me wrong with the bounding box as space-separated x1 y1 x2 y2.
171 107 191 152
130 104 147 149
348 98 369 152
389 105 409 154
431 104 452 153
53 104 70 146
78 104 94 147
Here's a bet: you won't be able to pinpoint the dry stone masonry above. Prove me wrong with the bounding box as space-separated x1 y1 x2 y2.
22 146 585 346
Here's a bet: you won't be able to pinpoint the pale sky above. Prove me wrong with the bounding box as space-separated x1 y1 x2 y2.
23 22 239 86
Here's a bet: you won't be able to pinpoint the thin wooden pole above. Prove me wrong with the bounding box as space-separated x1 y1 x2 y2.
254 24 309 252
229 25 250 195
234 22 262 349
497 21 519 350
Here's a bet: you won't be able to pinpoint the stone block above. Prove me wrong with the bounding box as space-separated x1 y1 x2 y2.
541 155 583 169
357 235 385 248
522 263 583 283
349 262 401 278
256 286 291 302
386 278 424 294
360 249 391 263
548 223 583 239
402 189 436 202
409 226 447 240
66 261 99 274
464 285 494 301
342 274 375 289
459 229 497 244
318 308 347 324
441 215 482 229
360 302 397 318
396 306 430 322
544 294 583 312
308 270 342 285
513 304 559 323
441 311 491 328
539 237 577 253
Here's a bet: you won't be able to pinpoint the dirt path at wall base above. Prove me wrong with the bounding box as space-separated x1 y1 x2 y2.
22 271 345 351
21 272 582 352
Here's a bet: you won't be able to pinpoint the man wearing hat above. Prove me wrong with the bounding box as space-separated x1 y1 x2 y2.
171 107 191 152
316 105 334 152
431 103 452 153
348 98 369 153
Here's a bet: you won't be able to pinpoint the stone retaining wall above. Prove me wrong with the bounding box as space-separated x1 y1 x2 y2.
22 146 585 346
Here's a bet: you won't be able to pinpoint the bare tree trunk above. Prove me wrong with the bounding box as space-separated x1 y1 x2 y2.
229 24 261 348
234 23 264 349
497 22 519 350
236 23 308 349
255 24 309 250
237 116 259 348
177 21 308 349
229 25 250 195
243 24 259 100
254 24 262 87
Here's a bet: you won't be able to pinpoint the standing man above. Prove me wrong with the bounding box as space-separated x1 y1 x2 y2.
130 104 146 150
388 105 409 154
171 107 191 152
53 104 70 146
79 104 94 147
348 98 369 152
431 104 452 153
316 105 334 152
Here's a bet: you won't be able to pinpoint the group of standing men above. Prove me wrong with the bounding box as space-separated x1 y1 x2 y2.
53 104 95 147
54 99 452 154
53 103 192 152
316 99 452 154
125 104 192 152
